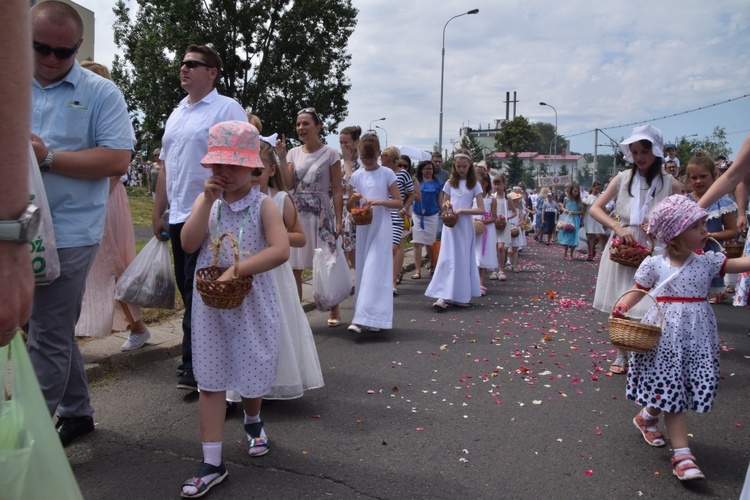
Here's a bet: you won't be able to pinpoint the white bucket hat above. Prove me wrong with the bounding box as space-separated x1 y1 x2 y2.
619 124 664 163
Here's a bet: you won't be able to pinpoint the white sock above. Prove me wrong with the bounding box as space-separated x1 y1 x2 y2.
181 442 222 496
244 412 261 425
673 447 701 477
640 408 658 422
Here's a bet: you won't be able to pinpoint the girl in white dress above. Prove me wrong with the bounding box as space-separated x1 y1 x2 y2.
346 134 402 333
179 121 290 498
612 194 750 482
473 173 497 294
491 175 515 281
582 181 606 261
507 192 528 272
589 125 682 374
256 141 324 398
425 149 484 309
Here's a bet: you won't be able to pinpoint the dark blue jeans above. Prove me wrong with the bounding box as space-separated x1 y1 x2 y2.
169 223 199 370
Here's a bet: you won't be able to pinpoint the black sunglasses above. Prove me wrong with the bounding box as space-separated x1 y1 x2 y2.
181 60 213 69
397 163 409 168
33 40 78 59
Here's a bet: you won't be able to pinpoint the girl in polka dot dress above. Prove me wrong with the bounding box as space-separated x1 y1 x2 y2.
612 194 750 482
179 121 290 498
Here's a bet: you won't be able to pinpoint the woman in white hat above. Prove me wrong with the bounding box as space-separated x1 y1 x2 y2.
588 125 682 374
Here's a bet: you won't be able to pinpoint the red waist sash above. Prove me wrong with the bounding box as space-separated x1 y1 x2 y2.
656 296 706 303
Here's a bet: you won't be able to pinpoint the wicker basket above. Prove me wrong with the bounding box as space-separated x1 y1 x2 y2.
196 233 253 309
724 240 744 259
510 227 520 238
474 219 486 235
608 289 662 353
442 210 458 228
494 217 507 230
609 233 654 268
351 206 373 225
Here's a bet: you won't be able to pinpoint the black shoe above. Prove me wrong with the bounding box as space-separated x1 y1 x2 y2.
57 415 95 447
177 368 198 391
176 363 185 375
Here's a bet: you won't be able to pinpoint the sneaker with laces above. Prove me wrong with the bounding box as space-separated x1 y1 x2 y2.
121 328 152 351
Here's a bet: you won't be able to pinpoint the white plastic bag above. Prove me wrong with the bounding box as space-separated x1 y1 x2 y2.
576 227 588 254
312 238 351 311
114 236 175 309
27 143 60 285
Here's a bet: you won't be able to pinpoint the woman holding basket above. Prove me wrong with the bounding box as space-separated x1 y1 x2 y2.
589 125 682 374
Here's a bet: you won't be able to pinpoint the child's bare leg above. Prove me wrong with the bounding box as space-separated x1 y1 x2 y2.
199 391 227 442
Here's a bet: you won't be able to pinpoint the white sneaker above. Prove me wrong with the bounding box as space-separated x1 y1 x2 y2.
121 328 151 351
432 298 447 310
348 324 362 333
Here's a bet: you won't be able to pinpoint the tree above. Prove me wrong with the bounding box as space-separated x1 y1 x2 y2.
112 0 358 151
494 115 539 153
559 164 569 176
671 126 732 165
458 134 483 162
505 152 526 187
530 122 566 156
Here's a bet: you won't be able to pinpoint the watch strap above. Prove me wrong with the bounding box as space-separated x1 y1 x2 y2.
0 220 22 241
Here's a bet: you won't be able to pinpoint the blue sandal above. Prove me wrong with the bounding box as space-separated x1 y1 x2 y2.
180 462 228 498
245 421 269 457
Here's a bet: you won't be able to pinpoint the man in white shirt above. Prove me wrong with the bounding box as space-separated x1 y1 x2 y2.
152 44 247 391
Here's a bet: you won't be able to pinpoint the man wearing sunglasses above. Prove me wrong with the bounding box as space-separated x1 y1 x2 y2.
152 44 247 392
28 1 133 446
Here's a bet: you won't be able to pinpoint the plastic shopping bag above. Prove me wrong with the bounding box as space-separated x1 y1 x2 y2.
28 142 60 285
576 228 588 254
115 236 176 309
312 238 351 311
0 335 83 500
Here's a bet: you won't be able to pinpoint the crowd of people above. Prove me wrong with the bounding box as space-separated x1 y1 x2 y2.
3 1 750 496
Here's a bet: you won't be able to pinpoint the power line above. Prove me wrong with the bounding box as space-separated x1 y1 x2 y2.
566 93 750 139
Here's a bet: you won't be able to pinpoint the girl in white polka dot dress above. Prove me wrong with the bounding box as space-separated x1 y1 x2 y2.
179 121 290 498
612 194 750 483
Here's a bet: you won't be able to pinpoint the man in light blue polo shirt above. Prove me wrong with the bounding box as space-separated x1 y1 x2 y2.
28 1 133 447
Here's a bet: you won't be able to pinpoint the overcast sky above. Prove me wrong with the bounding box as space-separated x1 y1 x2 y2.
75 0 750 158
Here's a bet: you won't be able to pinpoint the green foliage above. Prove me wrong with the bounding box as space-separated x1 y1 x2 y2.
672 126 732 165
530 122 566 156
112 0 358 152
559 164 569 176
505 152 526 187
494 115 539 153
458 134 484 162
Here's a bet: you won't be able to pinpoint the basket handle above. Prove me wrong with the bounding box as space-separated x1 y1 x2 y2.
610 288 663 329
211 232 242 279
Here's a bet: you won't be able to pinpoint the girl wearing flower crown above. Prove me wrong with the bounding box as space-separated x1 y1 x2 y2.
612 194 750 482
426 149 484 309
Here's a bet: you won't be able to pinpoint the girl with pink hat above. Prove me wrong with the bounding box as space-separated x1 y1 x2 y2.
612 194 750 482
179 121 290 497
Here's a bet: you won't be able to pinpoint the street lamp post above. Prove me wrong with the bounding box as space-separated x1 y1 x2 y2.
375 125 388 147
539 102 558 175
370 117 385 130
439 8 479 153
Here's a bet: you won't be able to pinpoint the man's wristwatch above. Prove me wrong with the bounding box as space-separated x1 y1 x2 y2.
0 204 41 243
39 150 54 172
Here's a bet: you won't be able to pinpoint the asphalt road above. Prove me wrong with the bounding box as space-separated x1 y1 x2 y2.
67 242 749 499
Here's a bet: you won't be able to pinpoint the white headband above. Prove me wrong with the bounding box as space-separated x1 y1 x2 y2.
454 153 471 160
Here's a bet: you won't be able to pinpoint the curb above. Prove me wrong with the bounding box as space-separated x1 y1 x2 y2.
82 249 421 383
